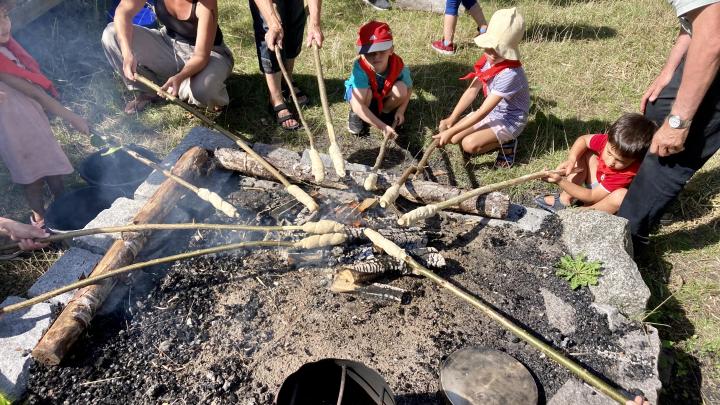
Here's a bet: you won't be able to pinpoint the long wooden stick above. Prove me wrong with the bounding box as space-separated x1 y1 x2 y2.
413 139 439 180
312 43 346 177
0 220 345 252
363 133 393 191
362 228 632 405
133 73 318 212
379 139 437 208
398 169 566 226
1 232 346 316
274 51 325 183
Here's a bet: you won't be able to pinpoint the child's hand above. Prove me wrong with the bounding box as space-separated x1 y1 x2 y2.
438 117 455 131
556 159 578 176
432 130 453 147
393 111 405 128
542 168 563 183
382 124 398 140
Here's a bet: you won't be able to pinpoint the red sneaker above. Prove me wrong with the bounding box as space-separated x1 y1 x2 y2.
431 40 455 55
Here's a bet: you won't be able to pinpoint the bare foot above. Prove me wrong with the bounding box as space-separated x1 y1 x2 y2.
124 93 159 114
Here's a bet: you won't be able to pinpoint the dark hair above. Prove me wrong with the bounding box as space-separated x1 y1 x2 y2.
607 113 657 159
0 0 15 11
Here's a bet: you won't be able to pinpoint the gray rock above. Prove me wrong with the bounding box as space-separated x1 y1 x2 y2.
484 204 552 233
73 197 144 254
0 297 52 401
547 378 615 405
135 127 235 200
557 210 650 318
395 0 446 13
613 327 662 404
591 303 629 332
26 248 102 305
540 288 576 335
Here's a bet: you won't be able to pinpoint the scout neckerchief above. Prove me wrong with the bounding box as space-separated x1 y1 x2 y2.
459 54 521 97
0 38 58 97
358 53 404 114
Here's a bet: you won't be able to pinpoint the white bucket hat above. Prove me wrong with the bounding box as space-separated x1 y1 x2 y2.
473 7 525 61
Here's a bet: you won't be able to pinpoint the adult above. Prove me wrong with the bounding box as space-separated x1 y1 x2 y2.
618 1 720 251
249 0 323 130
0 217 49 251
102 0 250 113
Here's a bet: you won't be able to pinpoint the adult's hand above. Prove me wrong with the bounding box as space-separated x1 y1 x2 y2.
160 74 184 97
306 23 324 48
0 219 49 251
640 70 673 114
122 52 138 82
265 23 284 52
649 121 689 157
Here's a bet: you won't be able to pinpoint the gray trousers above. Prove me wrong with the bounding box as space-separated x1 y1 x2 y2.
101 22 234 108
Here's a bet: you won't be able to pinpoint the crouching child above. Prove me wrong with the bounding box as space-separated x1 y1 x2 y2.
535 113 657 214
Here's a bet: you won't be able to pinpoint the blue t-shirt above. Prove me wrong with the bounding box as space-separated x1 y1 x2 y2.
344 57 413 102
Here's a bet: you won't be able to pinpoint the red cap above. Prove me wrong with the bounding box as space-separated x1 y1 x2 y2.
356 21 394 54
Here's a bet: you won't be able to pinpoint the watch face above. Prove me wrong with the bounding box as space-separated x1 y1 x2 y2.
669 115 681 128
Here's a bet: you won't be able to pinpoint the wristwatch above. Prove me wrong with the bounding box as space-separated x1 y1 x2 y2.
668 114 692 129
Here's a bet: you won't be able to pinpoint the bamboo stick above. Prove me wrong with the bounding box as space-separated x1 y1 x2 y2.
0 220 345 252
398 169 566 226
379 139 437 208
312 43 346 177
274 51 325 183
363 133 392 191
362 228 632 405
1 232 346 316
133 73 318 212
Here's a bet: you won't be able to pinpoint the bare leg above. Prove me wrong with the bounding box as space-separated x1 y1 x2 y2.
466 3 487 31
45 175 64 199
588 188 627 214
443 14 460 44
459 128 500 154
382 82 410 113
23 180 46 224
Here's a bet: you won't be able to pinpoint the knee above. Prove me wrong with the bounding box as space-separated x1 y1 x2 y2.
607 188 627 213
101 23 118 49
461 136 480 153
391 82 409 100
188 74 228 107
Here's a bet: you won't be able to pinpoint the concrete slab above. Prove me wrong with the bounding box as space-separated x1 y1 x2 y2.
0 297 52 401
26 248 102 305
72 197 144 254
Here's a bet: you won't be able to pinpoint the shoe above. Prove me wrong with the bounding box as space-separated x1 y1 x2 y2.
364 0 390 11
494 139 518 169
534 192 568 214
269 103 301 131
348 110 369 136
431 40 456 55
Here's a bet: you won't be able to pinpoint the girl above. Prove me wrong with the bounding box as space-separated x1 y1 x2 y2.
433 7 528 168
431 0 487 56
0 0 88 227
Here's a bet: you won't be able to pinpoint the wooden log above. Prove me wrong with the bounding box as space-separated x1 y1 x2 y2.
215 147 510 219
32 147 209 366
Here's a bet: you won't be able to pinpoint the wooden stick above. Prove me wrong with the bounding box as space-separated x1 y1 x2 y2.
413 139 439 180
312 43 346 177
0 220 345 252
363 229 632 405
32 147 206 365
274 51 325 183
380 139 437 208
398 169 565 226
363 133 392 191
133 73 318 212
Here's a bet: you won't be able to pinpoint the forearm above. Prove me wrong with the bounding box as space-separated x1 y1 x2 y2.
662 31 691 76
556 179 594 202
307 0 321 29
672 5 720 120
254 0 282 31
0 217 11 237
448 93 502 136
449 80 481 123
567 136 590 161
114 0 144 55
176 56 210 81
0 74 68 117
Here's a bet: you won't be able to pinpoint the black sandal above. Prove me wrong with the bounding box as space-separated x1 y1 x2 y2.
269 103 301 131
281 81 310 107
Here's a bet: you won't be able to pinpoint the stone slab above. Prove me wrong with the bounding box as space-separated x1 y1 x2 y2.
547 378 615 405
440 204 550 234
540 288 576 335
72 197 144 254
558 210 650 318
26 248 102 305
0 296 52 401
134 127 235 200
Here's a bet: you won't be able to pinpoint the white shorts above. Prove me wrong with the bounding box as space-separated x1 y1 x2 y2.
473 116 522 144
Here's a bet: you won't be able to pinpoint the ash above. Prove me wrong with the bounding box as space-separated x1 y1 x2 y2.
25 181 653 404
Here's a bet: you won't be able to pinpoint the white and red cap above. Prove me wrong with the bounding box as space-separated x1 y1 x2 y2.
356 21 394 54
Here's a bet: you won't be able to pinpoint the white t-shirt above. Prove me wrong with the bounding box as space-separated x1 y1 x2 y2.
669 0 720 16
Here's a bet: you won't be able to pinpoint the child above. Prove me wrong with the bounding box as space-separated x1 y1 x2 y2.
0 0 88 228
431 0 488 55
433 7 529 168
345 21 412 138
535 113 657 214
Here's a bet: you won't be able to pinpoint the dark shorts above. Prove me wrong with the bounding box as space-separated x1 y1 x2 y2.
249 0 306 74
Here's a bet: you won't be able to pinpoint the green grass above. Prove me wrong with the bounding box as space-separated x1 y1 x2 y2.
0 0 718 402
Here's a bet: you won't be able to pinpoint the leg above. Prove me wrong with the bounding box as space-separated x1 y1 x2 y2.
180 45 234 108
23 180 46 224
465 1 487 31
45 175 64 199
381 82 409 113
443 14 460 45
554 150 593 206
589 188 627 214
459 127 500 154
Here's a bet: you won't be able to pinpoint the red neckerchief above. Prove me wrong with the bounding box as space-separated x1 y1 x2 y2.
0 38 58 98
358 53 404 114
459 55 521 97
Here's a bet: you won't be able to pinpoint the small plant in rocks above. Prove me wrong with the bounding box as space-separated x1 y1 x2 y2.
555 254 603 290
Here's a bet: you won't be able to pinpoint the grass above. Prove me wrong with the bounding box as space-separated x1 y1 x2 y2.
0 0 718 402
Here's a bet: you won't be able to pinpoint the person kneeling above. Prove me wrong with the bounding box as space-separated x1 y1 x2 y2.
536 113 657 214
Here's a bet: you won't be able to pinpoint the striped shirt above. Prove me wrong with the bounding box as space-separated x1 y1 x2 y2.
483 61 530 137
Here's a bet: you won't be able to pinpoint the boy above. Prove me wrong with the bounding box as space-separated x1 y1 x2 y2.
345 21 412 138
535 113 657 214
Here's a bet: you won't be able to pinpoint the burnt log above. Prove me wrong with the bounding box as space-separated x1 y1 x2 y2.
32 147 209 366
215 147 509 219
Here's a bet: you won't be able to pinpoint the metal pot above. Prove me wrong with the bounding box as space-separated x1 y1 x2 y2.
79 144 157 193
44 186 130 233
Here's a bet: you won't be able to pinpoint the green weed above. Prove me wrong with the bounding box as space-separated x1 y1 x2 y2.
555 253 603 290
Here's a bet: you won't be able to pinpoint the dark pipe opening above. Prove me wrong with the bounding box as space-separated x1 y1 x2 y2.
45 186 131 232
79 145 158 192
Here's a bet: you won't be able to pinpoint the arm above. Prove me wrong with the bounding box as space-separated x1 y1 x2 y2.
433 93 502 146
306 0 323 47
651 3 720 156
350 87 397 138
439 78 481 131
545 135 607 204
640 30 691 113
0 73 89 134
161 0 218 96
114 0 147 81
0 217 49 251
554 178 609 205
253 0 283 51
393 87 412 127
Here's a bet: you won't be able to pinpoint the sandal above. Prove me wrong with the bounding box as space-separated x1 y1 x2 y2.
281 81 310 107
534 192 568 213
494 139 518 169
269 103 301 131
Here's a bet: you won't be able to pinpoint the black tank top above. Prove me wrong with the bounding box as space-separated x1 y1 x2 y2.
155 0 223 46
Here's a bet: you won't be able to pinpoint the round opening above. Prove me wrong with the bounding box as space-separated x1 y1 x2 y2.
45 186 130 233
79 145 157 192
